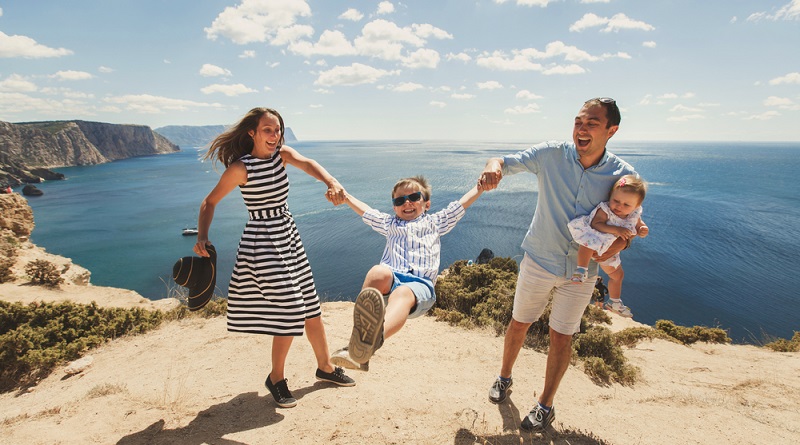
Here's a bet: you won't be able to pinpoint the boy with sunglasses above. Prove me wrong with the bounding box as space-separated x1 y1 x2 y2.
330 176 482 370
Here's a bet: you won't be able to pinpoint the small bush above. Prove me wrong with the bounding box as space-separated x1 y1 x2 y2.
24 260 64 288
655 320 731 345
573 326 639 385
764 332 800 352
0 235 18 284
0 257 14 284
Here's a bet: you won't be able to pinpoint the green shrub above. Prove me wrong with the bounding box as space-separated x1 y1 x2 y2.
24 260 64 288
0 301 162 392
0 298 229 393
0 257 14 284
0 235 18 284
573 326 639 385
654 320 731 345
764 332 800 352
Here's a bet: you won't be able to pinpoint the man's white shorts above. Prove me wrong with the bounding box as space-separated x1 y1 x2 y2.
512 253 595 335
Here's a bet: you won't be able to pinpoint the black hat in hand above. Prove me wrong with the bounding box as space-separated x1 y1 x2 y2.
172 244 217 311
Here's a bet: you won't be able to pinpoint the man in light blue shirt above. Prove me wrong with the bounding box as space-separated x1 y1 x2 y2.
479 98 636 432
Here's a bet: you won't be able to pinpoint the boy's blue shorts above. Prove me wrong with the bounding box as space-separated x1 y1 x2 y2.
390 271 435 319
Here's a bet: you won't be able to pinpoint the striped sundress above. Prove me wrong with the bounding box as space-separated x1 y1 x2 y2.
226 150 321 336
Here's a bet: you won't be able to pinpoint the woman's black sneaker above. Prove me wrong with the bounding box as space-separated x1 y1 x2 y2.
265 374 297 408
315 366 356 386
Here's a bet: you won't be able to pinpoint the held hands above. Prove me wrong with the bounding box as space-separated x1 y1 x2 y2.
325 181 346 206
479 161 503 191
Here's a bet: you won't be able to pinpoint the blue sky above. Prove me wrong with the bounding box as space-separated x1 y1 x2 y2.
1 0 799 142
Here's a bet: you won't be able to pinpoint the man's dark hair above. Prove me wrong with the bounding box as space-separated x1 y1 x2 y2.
585 98 621 128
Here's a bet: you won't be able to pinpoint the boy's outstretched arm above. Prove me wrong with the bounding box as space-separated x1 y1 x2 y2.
458 185 483 210
344 192 373 217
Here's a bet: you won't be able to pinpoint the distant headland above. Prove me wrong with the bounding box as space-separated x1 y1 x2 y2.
0 120 297 188
155 125 297 148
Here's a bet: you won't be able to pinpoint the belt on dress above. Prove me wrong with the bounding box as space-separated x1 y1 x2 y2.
248 205 289 220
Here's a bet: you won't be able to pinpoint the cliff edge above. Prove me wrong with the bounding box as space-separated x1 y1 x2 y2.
0 120 179 186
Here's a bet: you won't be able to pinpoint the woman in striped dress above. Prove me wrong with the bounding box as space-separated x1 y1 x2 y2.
193 108 354 408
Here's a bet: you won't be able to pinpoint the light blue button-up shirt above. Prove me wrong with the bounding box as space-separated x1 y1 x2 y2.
502 141 636 278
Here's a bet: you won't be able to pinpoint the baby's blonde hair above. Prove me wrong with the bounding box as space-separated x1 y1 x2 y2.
392 176 431 200
613 174 647 204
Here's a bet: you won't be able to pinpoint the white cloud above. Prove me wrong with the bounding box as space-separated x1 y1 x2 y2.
289 30 357 57
446 52 472 62
643 41 657 48
493 0 553 7
199 64 232 77
200 83 258 96
0 74 37 92
309 104 323 108
402 48 440 68
339 8 363 21
205 0 312 44
104 94 223 114
764 96 800 110
580 0 610 3
392 82 424 92
451 93 475 100
98 66 114 73
570 13 655 33
411 24 453 40
0 31 73 58
743 111 781 120
768 72 800 85
516 90 543 100
542 64 586 75
429 101 447 108
476 41 623 72
670 104 703 113
314 63 395 87
377 2 395 15
354 19 451 60
40 87 94 99
51 70 93 81
505 103 541 114
0 92 95 117
239 50 256 58
477 81 503 90
667 114 705 122
272 24 314 46
747 0 800 21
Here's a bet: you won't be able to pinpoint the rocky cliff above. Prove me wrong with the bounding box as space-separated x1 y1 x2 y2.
0 193 34 239
0 120 179 186
155 125 297 148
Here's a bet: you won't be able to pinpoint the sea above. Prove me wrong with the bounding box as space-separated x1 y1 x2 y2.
16 140 800 344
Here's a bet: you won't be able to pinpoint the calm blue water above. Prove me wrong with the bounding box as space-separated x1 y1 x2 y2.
19 141 800 343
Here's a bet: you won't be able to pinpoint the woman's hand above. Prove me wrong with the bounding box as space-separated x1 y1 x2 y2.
193 239 212 257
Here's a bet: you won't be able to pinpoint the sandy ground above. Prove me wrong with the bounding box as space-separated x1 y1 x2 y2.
1 285 799 445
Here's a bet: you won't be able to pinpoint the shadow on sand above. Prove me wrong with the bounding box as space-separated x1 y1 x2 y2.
117 382 327 445
453 393 611 445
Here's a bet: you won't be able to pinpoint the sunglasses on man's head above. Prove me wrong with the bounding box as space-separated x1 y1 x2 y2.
392 191 424 206
595 97 616 104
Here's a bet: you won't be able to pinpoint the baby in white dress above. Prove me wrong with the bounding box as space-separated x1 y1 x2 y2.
568 175 649 317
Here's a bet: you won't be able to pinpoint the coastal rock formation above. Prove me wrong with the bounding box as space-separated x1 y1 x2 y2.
21 185 43 196
0 120 179 186
0 193 35 239
155 124 297 148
